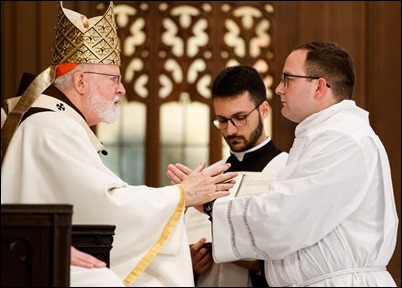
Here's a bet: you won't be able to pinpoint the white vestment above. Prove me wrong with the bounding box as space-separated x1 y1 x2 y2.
2 94 194 287
185 138 288 287
70 266 125 287
211 100 398 287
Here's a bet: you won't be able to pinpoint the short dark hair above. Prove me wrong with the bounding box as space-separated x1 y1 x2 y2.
293 41 355 101
211 65 267 106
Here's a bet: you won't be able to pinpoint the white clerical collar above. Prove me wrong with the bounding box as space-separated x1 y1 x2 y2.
230 137 271 161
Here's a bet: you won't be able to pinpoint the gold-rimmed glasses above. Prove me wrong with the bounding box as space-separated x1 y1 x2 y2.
83 72 122 86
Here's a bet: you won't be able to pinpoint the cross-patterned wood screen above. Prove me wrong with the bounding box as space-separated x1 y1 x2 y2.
97 1 276 186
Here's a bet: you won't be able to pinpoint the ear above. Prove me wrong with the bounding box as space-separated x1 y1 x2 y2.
73 71 86 94
314 78 329 99
260 100 270 119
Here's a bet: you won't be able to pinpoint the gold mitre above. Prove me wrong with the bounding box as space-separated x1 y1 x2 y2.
52 1 121 66
1 2 121 158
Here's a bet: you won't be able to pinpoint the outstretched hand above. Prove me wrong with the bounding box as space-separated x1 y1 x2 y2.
170 162 237 207
166 162 194 184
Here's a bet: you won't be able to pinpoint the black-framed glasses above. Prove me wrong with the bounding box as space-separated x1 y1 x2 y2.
212 102 263 130
83 71 122 85
281 73 331 89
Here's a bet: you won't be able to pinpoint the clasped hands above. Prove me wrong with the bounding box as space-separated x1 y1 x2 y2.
167 162 237 209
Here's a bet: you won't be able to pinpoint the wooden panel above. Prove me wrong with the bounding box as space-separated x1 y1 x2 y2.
1 204 72 287
298 1 332 40
330 1 367 108
72 225 116 268
37 2 59 68
271 2 299 152
1 1 18 105
366 2 401 286
15 2 38 78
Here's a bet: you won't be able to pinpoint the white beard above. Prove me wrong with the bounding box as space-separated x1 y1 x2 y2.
89 91 120 124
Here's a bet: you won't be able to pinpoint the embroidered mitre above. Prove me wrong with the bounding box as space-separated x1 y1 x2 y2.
52 1 120 66
1 1 120 159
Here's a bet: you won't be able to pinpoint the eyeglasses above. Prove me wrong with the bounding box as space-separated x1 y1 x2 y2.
83 72 122 86
212 102 263 130
281 73 331 89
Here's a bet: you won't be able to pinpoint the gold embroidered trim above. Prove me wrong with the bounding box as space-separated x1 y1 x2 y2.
1 66 56 165
123 184 186 285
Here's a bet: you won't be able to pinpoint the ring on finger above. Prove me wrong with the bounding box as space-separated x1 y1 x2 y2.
215 184 220 191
